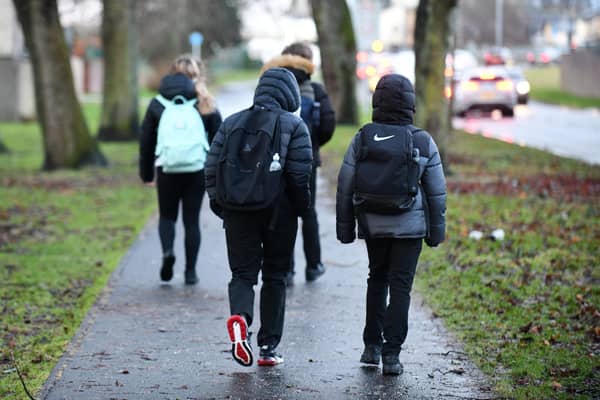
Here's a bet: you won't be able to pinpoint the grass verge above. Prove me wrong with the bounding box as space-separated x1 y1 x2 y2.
0 104 156 399
525 66 600 109
321 126 600 399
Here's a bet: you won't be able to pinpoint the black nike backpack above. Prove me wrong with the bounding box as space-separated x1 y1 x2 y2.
353 123 423 215
215 107 284 211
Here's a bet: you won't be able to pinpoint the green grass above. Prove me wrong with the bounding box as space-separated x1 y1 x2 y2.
0 103 156 399
525 66 600 109
321 128 600 399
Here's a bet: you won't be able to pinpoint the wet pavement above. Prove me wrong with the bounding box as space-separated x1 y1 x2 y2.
41 171 496 399
453 101 600 165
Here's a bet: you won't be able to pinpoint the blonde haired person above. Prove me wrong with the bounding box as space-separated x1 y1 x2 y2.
140 54 222 285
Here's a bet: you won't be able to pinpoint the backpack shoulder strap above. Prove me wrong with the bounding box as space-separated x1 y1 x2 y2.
155 94 171 108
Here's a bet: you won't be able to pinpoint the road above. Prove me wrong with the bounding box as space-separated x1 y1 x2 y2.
453 101 600 165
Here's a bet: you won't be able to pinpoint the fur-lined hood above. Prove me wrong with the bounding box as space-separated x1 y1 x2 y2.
261 54 315 75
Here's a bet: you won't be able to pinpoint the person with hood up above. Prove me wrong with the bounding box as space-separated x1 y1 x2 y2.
139 54 222 285
261 42 336 285
204 68 313 367
336 74 447 375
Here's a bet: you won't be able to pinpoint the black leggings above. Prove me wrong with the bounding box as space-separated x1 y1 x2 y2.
156 168 205 269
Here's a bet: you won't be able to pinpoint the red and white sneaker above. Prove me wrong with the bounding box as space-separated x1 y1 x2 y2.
227 315 253 367
257 345 284 366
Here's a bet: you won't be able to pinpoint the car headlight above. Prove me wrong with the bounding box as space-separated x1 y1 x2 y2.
516 81 530 95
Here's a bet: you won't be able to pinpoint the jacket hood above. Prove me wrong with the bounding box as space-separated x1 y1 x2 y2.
253 68 301 112
261 54 315 75
262 54 314 84
158 72 196 100
372 74 415 125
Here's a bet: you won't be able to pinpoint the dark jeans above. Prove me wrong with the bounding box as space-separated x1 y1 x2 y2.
291 164 321 272
224 197 297 348
363 238 422 356
156 168 205 270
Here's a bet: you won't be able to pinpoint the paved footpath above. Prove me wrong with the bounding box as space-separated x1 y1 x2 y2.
41 172 497 399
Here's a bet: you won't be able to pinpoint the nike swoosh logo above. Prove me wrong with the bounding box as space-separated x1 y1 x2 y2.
373 134 395 142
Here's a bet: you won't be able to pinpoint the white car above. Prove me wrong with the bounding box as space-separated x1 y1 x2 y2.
453 67 518 117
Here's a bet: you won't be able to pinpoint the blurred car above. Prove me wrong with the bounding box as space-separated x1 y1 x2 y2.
506 68 530 104
484 47 513 66
453 67 517 117
527 47 565 65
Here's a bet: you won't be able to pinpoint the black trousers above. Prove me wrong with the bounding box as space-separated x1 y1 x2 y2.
156 168 205 270
224 198 297 348
363 238 422 356
291 164 321 271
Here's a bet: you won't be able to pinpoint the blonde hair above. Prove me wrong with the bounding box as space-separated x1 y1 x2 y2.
170 54 215 114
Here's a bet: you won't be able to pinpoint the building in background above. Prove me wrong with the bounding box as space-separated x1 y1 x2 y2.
0 0 34 120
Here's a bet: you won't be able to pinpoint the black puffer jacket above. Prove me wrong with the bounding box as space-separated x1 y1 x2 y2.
139 73 223 183
336 74 447 246
204 68 313 214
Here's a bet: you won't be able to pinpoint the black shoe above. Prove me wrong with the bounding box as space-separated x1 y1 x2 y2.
285 271 295 287
305 263 325 282
360 345 382 365
257 345 284 366
160 254 175 282
184 268 198 285
382 355 403 375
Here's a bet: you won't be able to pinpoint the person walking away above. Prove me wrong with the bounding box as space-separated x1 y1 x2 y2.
261 42 336 285
336 74 447 375
205 68 312 367
139 54 222 285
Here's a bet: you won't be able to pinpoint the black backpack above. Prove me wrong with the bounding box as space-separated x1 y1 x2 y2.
215 107 285 211
353 123 423 215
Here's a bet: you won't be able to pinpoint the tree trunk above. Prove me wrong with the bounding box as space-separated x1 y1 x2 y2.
310 0 358 124
13 0 106 170
98 0 139 141
414 0 457 168
0 137 9 154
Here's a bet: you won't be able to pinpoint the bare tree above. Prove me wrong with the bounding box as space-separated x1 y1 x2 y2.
13 0 106 170
98 0 139 141
414 0 457 167
137 0 241 65
310 0 358 124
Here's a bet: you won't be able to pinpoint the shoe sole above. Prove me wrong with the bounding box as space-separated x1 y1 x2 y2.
257 355 284 366
360 357 380 365
382 365 403 375
227 315 253 367
160 256 175 282
305 269 325 282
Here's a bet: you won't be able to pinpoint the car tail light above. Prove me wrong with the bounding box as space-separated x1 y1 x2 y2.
356 51 368 63
444 86 452 99
461 81 479 91
496 80 513 91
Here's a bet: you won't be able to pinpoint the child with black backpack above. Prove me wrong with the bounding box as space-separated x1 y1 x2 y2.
336 74 447 375
262 42 336 285
204 68 312 367
139 55 222 285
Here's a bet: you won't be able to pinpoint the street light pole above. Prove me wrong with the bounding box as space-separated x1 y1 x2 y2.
495 0 503 47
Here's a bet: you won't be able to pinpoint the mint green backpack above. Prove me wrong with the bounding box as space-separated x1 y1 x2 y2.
155 94 209 173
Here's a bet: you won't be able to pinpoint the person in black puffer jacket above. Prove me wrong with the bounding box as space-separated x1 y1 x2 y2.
336 74 447 375
205 68 312 367
139 55 222 285
262 42 336 285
